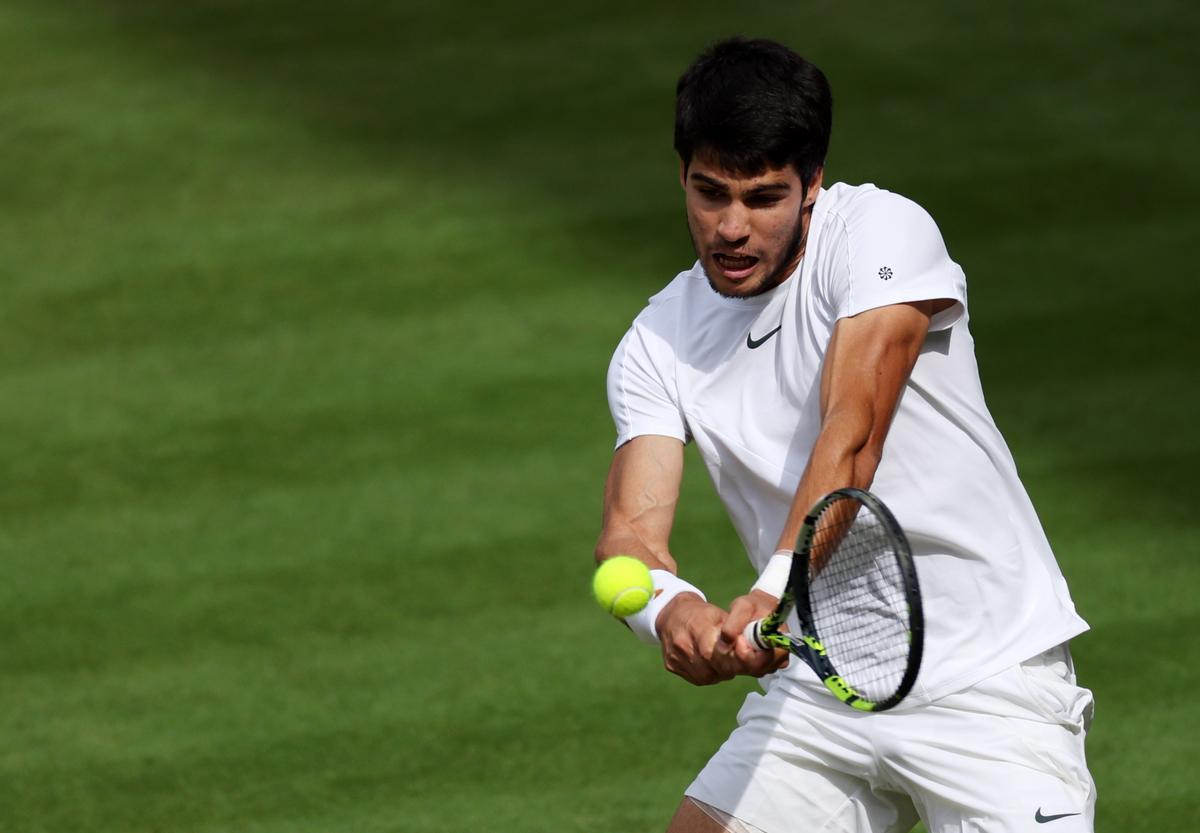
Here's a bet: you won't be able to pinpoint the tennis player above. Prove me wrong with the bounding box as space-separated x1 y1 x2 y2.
596 37 1096 832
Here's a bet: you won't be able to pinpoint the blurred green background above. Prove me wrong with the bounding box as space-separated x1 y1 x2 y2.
1 1 1196 831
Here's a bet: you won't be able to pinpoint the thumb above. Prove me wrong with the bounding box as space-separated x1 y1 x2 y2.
720 595 758 644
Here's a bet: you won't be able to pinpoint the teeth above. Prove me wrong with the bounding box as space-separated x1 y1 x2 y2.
718 255 756 268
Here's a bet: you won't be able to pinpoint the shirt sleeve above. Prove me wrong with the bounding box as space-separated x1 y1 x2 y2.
823 191 967 332
607 323 688 449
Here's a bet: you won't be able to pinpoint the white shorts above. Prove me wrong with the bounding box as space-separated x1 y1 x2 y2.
685 644 1096 833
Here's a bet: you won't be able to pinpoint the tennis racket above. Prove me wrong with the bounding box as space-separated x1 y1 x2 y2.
745 487 923 712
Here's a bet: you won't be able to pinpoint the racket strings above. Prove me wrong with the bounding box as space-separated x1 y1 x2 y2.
807 500 913 703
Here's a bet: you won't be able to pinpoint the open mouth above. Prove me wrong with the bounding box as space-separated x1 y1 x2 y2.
713 253 760 280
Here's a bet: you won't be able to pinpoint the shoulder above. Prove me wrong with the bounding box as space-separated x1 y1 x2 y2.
811 183 952 282
622 264 702 347
817 183 942 244
634 266 694 320
607 269 699 425
807 183 966 327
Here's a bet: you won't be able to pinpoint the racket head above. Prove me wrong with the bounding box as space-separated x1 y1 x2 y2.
796 487 923 712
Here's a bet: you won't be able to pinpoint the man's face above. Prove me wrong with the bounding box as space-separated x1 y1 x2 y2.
682 152 821 298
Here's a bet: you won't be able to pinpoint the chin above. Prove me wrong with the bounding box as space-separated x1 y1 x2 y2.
704 264 772 299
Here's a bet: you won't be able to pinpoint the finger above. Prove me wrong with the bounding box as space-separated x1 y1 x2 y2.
666 646 720 686
725 589 783 643
733 633 759 664
740 618 765 651
677 645 734 686
766 646 789 671
698 615 728 658
706 649 743 682
667 606 735 686
737 643 790 678
739 638 779 673
720 596 759 644
723 632 761 671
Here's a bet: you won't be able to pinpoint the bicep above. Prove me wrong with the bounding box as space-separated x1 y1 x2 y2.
596 435 685 571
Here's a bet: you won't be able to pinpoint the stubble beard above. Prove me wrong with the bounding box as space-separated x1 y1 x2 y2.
694 207 808 300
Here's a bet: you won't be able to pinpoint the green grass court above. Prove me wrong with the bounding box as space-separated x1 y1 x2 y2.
1 1 1197 830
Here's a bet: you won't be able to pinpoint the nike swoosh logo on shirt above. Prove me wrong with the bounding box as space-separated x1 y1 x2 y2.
1035 809 1081 824
746 325 782 349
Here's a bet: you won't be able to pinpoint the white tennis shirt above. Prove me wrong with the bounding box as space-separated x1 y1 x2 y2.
607 182 1088 702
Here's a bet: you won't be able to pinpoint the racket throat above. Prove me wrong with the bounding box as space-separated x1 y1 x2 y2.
795 635 877 712
822 675 875 711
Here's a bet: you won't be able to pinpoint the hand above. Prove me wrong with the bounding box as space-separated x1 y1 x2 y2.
656 594 736 685
719 590 790 676
656 592 787 686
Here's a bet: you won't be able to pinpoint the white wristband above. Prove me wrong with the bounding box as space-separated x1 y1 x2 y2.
751 550 794 599
624 570 707 646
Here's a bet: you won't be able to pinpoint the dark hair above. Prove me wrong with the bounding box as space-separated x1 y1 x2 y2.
674 37 833 190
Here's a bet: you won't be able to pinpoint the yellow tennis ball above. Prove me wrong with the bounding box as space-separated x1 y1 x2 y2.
593 556 654 618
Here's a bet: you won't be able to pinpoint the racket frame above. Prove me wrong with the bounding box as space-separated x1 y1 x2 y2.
752 487 923 712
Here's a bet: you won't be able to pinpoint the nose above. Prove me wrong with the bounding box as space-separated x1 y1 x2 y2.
717 203 750 244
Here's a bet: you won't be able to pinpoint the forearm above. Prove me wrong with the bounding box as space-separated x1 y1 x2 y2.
598 436 785 682
595 435 685 573
772 303 932 551
595 526 677 573
773 406 882 552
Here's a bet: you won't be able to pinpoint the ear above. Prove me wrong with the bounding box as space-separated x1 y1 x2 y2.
679 157 688 189
805 166 825 207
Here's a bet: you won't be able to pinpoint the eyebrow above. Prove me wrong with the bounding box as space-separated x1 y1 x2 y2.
689 172 792 194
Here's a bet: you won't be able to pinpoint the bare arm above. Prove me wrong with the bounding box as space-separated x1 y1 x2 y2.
721 299 951 645
595 434 785 684
773 299 948 550
595 434 685 571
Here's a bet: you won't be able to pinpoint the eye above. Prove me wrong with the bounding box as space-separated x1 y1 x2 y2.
747 194 785 208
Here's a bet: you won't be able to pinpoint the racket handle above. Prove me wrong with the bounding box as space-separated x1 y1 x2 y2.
743 619 769 651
